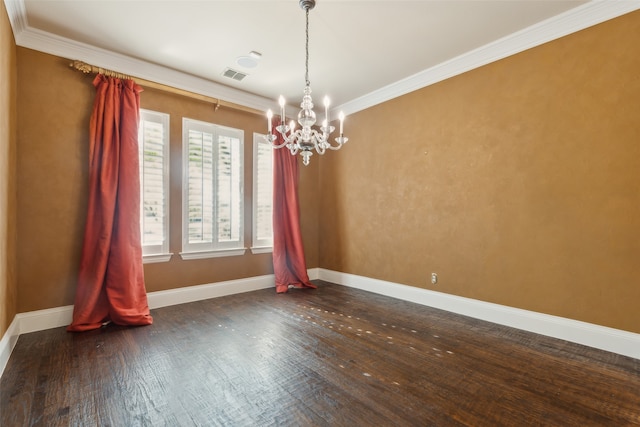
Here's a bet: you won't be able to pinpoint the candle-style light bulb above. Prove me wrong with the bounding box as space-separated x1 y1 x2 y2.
278 96 286 123
267 109 273 133
289 119 295 134
323 96 330 126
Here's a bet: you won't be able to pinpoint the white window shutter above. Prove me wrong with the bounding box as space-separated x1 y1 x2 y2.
252 133 273 251
139 109 171 262
182 118 244 258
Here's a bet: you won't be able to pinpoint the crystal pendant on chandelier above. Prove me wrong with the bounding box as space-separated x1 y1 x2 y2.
265 0 348 166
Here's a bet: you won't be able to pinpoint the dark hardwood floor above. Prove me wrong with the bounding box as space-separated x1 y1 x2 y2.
1 281 639 426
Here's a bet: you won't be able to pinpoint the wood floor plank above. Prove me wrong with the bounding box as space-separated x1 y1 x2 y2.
1 281 639 426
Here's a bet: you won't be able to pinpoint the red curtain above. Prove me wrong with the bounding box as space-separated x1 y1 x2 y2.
272 126 316 293
67 75 153 332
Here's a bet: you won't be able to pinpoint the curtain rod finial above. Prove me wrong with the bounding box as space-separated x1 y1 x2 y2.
70 60 93 74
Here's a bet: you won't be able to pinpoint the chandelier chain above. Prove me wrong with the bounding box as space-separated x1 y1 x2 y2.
305 8 310 87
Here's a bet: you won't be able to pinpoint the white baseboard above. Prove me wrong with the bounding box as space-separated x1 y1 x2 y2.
0 317 19 379
147 274 275 309
17 305 75 335
318 269 640 360
3 268 637 381
307 267 320 281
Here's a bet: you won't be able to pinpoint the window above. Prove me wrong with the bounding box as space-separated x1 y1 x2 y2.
252 133 273 253
138 109 171 263
181 118 244 259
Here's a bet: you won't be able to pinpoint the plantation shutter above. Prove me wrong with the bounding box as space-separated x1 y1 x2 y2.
182 118 244 256
139 110 169 257
255 140 273 245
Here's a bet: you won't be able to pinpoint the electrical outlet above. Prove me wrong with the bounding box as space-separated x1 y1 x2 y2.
431 273 438 285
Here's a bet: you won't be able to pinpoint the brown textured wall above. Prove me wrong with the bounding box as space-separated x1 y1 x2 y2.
0 0 18 336
16 49 319 312
17 49 93 312
319 11 640 334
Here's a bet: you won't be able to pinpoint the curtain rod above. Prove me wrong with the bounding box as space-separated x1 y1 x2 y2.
69 60 263 116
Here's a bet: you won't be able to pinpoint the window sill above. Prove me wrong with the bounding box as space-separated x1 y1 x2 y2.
179 248 247 260
143 253 173 264
250 246 273 254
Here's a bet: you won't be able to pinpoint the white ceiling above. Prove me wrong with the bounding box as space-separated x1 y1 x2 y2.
5 0 640 115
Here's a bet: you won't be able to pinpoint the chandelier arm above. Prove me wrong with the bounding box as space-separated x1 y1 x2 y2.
320 134 342 150
287 128 299 142
264 134 285 148
308 129 327 155
288 129 303 151
324 141 344 151
269 137 289 149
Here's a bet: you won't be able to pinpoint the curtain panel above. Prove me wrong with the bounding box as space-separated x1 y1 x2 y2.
272 124 315 293
68 75 153 332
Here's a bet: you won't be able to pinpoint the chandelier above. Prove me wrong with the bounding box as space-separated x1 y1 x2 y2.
265 0 347 166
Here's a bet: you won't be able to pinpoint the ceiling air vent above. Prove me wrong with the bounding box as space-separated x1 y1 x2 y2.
222 68 247 81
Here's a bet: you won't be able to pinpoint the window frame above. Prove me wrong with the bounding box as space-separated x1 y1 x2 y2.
251 132 274 253
180 117 245 260
138 109 172 263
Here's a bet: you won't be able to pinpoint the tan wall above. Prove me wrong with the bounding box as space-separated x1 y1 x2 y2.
0 1 18 337
319 11 640 334
16 48 319 312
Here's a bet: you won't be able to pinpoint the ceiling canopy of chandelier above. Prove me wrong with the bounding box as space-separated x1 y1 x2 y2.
265 0 348 166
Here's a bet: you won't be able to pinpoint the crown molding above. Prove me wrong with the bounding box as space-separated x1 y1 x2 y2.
3 0 27 35
4 0 274 114
5 0 640 120
335 0 640 116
